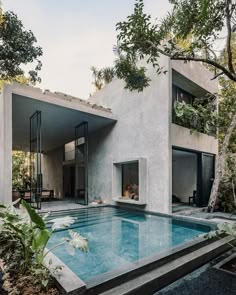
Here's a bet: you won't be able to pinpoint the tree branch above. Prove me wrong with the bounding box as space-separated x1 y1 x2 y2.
136 39 236 82
170 55 236 81
211 71 224 80
225 0 235 73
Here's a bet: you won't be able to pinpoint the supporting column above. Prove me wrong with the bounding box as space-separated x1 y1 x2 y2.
0 85 12 204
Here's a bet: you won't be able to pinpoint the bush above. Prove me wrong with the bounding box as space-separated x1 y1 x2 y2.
0 200 88 293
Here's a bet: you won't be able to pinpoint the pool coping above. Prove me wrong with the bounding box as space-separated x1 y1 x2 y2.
44 205 219 294
44 250 86 295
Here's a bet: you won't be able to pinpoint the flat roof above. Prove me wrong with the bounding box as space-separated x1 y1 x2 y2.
7 83 117 152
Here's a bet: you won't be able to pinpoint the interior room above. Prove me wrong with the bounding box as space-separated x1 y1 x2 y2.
172 149 197 207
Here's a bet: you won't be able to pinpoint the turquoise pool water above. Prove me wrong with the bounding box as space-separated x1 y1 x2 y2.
46 206 211 282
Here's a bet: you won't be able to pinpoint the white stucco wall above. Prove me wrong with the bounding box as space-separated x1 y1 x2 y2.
42 147 63 198
171 124 218 155
171 60 218 94
88 55 172 213
172 154 197 203
0 86 12 204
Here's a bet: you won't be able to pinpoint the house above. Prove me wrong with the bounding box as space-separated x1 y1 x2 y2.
0 55 218 213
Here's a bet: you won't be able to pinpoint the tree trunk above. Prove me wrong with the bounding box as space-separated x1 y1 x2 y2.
208 112 236 212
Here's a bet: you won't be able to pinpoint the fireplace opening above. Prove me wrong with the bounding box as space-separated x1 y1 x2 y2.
122 161 139 201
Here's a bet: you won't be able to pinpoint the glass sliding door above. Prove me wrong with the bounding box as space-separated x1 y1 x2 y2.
30 111 42 209
75 122 88 205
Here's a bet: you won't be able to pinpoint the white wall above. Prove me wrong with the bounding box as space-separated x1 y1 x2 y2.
172 152 197 203
42 147 63 198
0 85 12 203
88 55 172 213
171 124 218 155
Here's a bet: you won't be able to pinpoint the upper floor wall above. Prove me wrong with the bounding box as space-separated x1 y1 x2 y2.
171 60 218 96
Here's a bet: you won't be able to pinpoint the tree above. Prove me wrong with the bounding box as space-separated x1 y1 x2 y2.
115 0 236 212
0 4 42 86
90 66 115 92
12 151 30 190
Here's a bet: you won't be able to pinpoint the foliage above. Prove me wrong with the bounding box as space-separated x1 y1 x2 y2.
0 75 29 90
0 5 42 85
174 98 217 136
217 154 236 213
91 66 115 92
218 78 236 153
115 0 236 91
115 0 236 212
115 57 150 92
12 151 30 190
0 200 88 291
206 222 236 240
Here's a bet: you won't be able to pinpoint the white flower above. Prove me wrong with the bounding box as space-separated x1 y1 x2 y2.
51 216 76 231
67 230 88 252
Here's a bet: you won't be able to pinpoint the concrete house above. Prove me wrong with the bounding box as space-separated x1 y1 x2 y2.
0 55 218 214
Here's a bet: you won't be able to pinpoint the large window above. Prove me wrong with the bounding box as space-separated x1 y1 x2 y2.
64 138 85 162
122 161 139 201
172 85 194 105
64 141 75 161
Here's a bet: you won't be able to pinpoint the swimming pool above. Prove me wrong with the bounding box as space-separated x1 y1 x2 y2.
46 206 211 284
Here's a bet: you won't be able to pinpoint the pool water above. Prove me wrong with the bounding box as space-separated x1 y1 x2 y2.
46 206 211 282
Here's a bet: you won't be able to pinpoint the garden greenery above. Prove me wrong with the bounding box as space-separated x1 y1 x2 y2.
0 199 88 291
173 98 217 137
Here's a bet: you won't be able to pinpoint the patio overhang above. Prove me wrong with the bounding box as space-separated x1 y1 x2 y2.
11 83 117 152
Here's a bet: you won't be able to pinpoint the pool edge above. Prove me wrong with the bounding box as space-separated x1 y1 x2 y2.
44 250 86 295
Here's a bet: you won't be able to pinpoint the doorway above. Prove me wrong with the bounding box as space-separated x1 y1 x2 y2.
63 165 75 198
172 147 215 209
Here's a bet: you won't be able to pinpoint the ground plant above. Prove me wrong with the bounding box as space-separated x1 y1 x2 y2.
0 200 88 294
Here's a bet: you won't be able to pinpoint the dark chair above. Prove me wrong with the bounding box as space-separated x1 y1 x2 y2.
189 190 197 205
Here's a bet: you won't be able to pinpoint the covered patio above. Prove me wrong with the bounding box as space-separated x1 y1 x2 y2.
0 83 117 207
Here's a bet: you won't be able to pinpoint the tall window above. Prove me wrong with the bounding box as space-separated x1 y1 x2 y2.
64 141 75 161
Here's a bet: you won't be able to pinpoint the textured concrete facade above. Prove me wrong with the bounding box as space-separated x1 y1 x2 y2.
88 56 172 213
42 147 64 198
171 124 218 154
0 57 218 213
0 85 12 204
88 56 218 213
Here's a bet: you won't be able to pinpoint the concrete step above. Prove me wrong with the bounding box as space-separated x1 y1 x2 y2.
97 236 234 295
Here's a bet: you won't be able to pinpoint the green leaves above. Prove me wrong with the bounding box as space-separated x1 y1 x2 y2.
115 58 150 92
32 229 50 251
174 99 217 136
21 200 45 229
0 10 42 84
91 66 115 91
0 200 89 291
115 0 234 90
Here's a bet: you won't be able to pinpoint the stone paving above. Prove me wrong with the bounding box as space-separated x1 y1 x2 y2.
157 209 236 295
155 250 236 295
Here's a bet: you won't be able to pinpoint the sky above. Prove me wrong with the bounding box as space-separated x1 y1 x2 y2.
3 0 171 99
